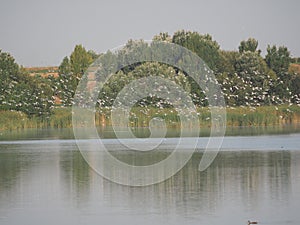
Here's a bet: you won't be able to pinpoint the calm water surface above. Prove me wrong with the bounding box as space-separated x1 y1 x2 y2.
0 127 300 225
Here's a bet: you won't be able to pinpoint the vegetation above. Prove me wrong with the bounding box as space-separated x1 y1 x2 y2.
1 105 300 131
1 30 300 131
0 50 54 117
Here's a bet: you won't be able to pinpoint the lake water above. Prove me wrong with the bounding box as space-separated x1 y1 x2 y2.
1 127 300 225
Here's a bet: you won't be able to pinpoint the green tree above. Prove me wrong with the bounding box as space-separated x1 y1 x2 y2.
98 61 192 107
290 74 300 104
70 44 93 77
233 51 277 105
57 45 94 106
153 32 172 42
235 51 261 77
218 50 240 74
265 45 292 102
87 50 99 61
238 38 259 53
58 56 71 75
265 45 291 76
0 50 20 99
172 30 220 72
0 49 54 116
291 57 300 64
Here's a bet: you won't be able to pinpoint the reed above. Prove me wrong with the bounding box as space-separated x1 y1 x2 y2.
226 105 300 126
0 110 28 131
1 105 300 131
48 107 72 128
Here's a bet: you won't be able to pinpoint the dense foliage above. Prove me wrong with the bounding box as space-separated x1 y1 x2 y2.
0 50 54 116
1 30 300 119
56 45 95 106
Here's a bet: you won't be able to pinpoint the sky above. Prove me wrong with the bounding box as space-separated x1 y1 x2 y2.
0 0 300 67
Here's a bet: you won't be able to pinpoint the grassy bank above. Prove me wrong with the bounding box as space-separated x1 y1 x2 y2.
226 105 300 126
1 105 300 131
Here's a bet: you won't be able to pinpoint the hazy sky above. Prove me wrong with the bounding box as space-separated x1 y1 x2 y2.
1 0 299 66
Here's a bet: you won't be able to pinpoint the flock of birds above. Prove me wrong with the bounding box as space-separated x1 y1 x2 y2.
218 72 300 107
1 59 299 118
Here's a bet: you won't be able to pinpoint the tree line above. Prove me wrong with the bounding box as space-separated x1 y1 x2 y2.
1 30 300 117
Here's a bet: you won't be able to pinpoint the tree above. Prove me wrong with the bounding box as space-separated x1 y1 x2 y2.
290 74 300 104
58 56 71 75
0 50 20 98
218 50 240 74
57 45 94 106
265 45 292 102
87 50 99 61
291 57 300 64
57 56 73 106
0 49 54 116
70 44 93 77
153 32 172 42
98 61 192 107
238 38 259 53
233 51 278 105
265 45 291 76
235 51 261 78
172 30 220 72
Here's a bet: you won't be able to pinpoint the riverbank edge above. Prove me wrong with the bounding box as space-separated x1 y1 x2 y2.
1 105 300 131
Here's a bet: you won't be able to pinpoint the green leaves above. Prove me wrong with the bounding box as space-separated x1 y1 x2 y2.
172 30 220 72
238 38 259 53
153 32 172 43
98 61 192 108
57 45 94 106
1 30 299 120
266 45 291 76
0 49 54 116
58 56 71 75
70 45 93 76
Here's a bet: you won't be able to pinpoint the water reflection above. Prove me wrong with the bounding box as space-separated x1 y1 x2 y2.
59 150 292 216
0 141 298 225
0 148 37 199
59 150 92 206
1 123 300 141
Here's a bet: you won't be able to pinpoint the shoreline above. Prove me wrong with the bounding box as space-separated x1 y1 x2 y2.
1 105 300 132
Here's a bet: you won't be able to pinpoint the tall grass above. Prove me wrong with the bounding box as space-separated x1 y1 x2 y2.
48 107 72 128
0 110 48 131
1 105 300 131
0 110 28 131
226 105 300 126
